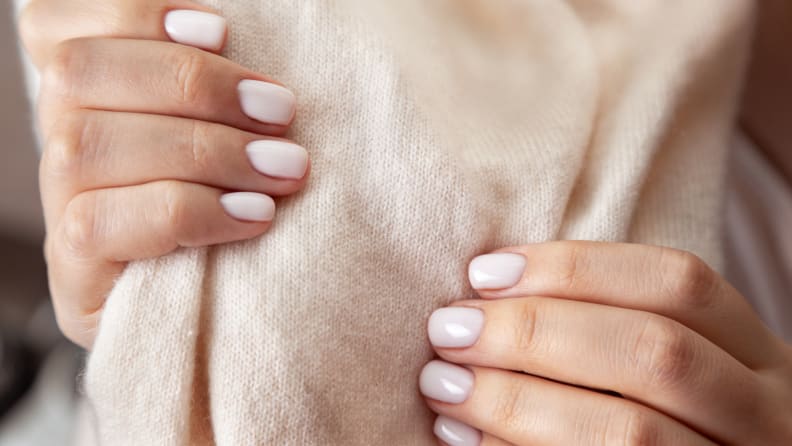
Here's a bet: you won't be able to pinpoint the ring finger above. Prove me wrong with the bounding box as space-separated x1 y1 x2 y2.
420 362 714 446
40 110 309 227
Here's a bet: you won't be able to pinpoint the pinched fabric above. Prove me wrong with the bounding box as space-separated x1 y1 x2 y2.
79 1 753 444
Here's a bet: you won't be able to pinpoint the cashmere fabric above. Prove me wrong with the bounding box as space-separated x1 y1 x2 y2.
33 0 754 444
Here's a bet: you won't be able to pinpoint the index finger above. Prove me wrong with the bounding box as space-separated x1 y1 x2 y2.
467 241 784 369
19 0 227 67
37 38 295 136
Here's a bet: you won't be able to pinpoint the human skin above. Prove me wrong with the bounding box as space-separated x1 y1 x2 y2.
17 1 792 444
421 241 792 445
420 6 792 443
18 0 311 349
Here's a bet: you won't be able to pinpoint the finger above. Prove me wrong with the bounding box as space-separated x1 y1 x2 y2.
467 241 782 368
40 110 309 231
428 297 763 444
38 38 295 137
19 0 226 67
46 180 274 348
420 362 714 446
434 416 514 446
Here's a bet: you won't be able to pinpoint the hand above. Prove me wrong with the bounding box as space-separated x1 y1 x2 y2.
18 0 309 349
420 241 792 445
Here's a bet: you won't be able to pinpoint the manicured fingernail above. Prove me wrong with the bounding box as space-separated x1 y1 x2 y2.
434 416 481 446
419 360 474 404
246 140 308 180
164 10 227 51
220 192 275 222
468 253 526 290
428 307 484 348
238 80 296 126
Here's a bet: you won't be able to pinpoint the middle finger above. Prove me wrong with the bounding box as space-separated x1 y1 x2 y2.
40 109 309 228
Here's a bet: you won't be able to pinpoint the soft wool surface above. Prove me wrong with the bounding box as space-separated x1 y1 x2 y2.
64 0 753 444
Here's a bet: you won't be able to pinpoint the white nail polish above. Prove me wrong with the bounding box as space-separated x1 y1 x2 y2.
164 10 227 51
468 253 526 290
434 416 482 446
428 307 484 348
238 80 296 126
419 360 474 404
246 140 308 180
220 192 275 222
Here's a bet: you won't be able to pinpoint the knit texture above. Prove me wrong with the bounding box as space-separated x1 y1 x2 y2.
82 1 753 444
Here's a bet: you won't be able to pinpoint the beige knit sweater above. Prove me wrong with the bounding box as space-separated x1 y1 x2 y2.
61 0 753 444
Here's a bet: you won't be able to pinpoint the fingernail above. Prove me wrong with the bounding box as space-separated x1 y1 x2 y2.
468 253 526 290
246 140 308 180
428 307 484 348
238 80 296 126
220 192 275 222
434 416 482 446
419 360 474 404
164 10 227 51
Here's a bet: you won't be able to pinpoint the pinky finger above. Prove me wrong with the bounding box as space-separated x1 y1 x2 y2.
46 180 274 348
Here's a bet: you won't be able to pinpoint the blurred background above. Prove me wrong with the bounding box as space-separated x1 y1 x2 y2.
0 1 81 445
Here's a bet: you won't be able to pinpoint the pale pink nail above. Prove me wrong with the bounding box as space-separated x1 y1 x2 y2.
164 10 226 51
238 80 296 126
468 253 526 290
434 416 482 446
428 307 483 348
220 192 275 222
246 140 308 180
419 360 474 404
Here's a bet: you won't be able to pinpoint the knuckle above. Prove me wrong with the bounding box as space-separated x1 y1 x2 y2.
42 111 90 178
492 378 530 431
658 248 717 310
186 120 213 174
162 181 190 232
59 193 98 259
617 408 660 446
553 241 587 290
41 39 88 100
511 301 539 354
633 317 696 390
172 49 208 105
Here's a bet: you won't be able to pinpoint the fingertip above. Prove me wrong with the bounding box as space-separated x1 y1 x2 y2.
163 8 228 52
447 299 485 308
238 80 297 126
212 192 274 246
423 396 444 413
249 123 295 138
220 192 276 223
245 139 309 181
468 253 526 291
434 416 482 446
